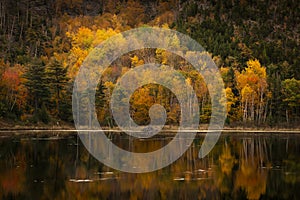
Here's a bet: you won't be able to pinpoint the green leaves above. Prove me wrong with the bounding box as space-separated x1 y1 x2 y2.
282 78 300 108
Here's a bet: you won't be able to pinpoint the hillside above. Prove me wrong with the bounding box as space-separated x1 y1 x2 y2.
0 0 299 127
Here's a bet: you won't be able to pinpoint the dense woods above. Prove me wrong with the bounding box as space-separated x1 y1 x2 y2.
0 0 299 127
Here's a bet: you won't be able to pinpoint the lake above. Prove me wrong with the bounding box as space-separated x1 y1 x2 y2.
0 131 300 199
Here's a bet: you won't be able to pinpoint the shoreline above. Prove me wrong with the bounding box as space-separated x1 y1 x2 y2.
1 124 300 132
1 119 300 137
1 127 300 138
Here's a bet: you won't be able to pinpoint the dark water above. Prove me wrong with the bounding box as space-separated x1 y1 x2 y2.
0 132 300 200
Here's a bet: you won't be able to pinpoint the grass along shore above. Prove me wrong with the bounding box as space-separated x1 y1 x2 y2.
1 119 300 137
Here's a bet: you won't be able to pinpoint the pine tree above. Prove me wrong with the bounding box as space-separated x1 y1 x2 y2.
24 58 50 115
46 57 69 117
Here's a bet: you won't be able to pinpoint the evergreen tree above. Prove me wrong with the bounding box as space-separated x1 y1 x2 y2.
46 57 69 117
24 58 50 115
23 58 50 123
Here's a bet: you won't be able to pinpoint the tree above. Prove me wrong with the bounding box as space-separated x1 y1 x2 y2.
1 64 27 118
95 80 106 123
46 56 69 116
225 87 239 123
236 59 269 124
66 27 118 79
130 86 155 125
24 58 50 121
119 0 145 28
281 78 300 123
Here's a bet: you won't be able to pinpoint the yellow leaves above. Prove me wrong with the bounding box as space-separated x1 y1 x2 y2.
225 87 236 113
241 84 254 102
104 81 115 94
130 86 155 124
71 47 89 58
185 77 192 86
236 59 269 122
68 27 94 49
162 23 169 29
93 28 118 46
68 47 89 78
67 27 118 50
246 59 266 79
155 49 168 65
220 67 229 76
67 28 118 79
236 59 268 103
131 55 144 67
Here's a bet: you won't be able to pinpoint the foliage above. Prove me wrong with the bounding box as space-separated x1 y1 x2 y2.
23 59 49 109
46 56 69 116
0 0 299 126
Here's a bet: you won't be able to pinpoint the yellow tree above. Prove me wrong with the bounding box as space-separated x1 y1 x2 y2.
66 27 94 78
236 59 269 123
130 86 155 125
66 27 118 79
225 87 239 122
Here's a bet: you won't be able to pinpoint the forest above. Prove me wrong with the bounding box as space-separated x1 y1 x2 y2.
0 0 299 127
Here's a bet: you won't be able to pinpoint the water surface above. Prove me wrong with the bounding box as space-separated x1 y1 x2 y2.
0 132 300 199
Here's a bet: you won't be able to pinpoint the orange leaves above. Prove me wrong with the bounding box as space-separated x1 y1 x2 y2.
2 68 20 91
1 64 27 111
236 59 268 100
237 60 262 91
236 59 269 122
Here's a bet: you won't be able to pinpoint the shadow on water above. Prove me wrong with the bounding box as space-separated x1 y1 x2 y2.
0 132 300 199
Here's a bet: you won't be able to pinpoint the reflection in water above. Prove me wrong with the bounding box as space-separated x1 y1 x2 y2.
0 133 300 199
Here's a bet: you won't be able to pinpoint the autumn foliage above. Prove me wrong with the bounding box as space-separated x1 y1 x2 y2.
0 0 299 127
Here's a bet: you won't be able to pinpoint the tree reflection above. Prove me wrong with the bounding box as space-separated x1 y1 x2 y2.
0 133 299 199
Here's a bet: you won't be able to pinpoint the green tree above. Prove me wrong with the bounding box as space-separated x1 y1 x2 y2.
24 58 50 122
281 78 300 123
46 57 69 117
